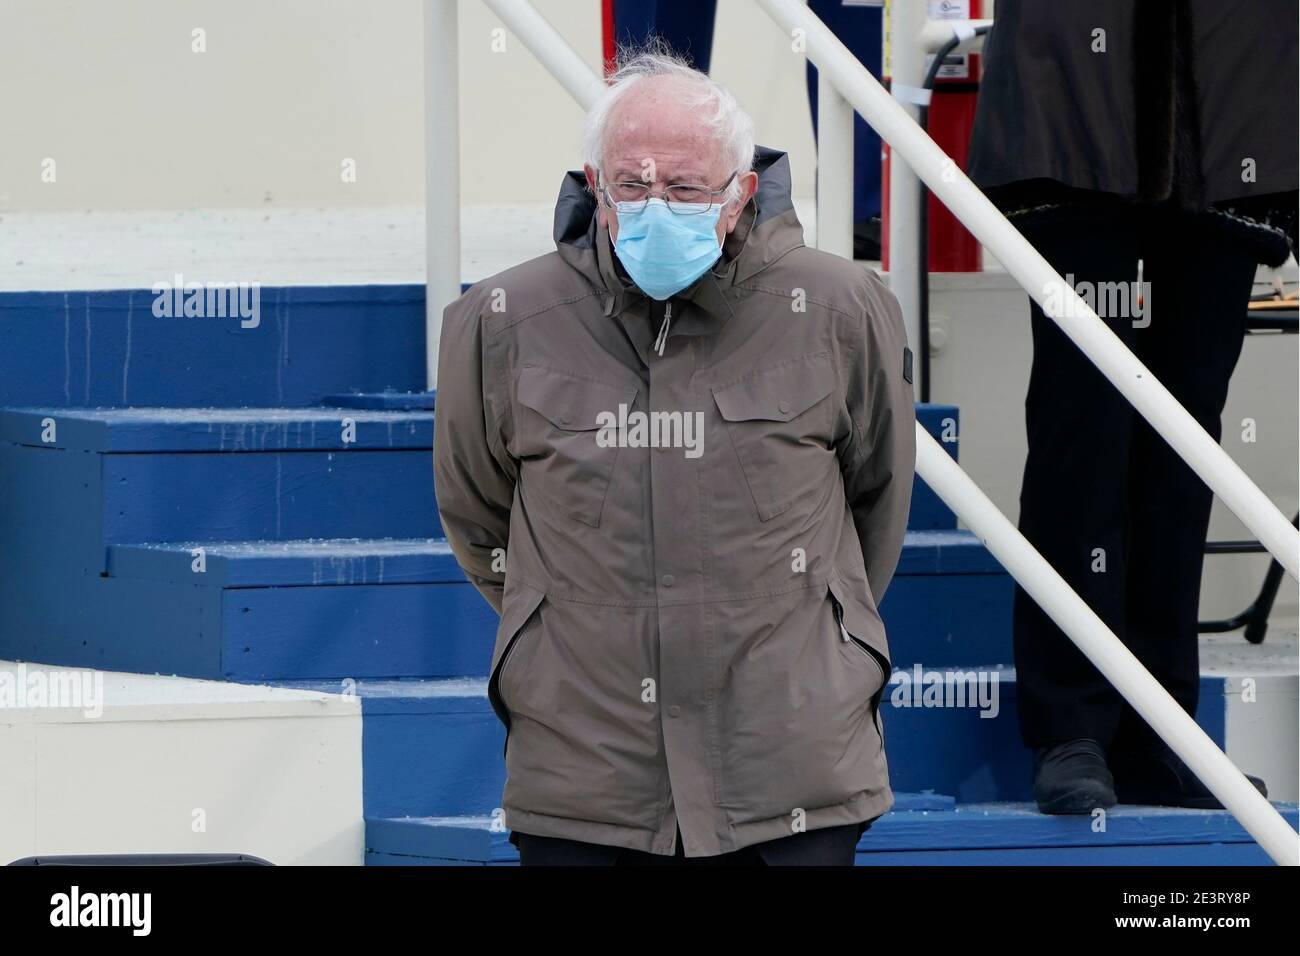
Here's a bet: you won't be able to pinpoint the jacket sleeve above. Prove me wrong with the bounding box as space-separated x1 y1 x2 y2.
839 281 917 604
433 290 515 615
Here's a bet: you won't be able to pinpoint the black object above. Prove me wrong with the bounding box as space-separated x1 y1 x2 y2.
966 1 1299 228
854 217 882 261
1112 743 1268 809
9 853 273 866
1032 738 1116 815
1199 510 1298 642
1010 209 1257 751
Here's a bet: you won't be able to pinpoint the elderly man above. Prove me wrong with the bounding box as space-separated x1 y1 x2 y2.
434 50 915 865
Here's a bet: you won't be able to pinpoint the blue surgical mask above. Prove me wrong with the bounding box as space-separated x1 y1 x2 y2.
612 198 724 301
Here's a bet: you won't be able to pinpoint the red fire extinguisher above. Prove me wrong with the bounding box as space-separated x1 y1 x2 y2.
882 0 982 272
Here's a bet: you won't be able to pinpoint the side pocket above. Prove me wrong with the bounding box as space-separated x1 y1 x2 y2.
486 581 547 757
827 576 891 723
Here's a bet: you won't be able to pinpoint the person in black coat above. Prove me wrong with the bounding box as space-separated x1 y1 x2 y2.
967 0 1295 814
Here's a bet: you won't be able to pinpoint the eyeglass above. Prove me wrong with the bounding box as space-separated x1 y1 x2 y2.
599 171 739 216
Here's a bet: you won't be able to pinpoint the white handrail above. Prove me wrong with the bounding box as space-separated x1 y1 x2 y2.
918 427 1299 866
449 0 1299 864
483 0 607 109
815 76 854 258
423 0 461 389
886 0 924 400
756 0 1299 581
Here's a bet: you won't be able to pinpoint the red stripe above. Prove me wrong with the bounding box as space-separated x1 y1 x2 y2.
601 0 616 76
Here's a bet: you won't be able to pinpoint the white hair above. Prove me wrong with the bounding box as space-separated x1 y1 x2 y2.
582 45 755 202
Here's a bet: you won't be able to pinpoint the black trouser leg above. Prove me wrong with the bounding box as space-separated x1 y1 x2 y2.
1012 214 1141 749
1111 212 1254 758
1013 208 1256 754
746 819 869 866
514 830 623 866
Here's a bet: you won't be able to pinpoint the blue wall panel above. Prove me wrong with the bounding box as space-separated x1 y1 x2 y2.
881 572 1014 668
224 583 497 680
102 450 439 547
0 286 425 409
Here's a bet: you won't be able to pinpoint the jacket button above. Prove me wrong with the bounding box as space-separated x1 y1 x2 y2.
560 410 572 424
661 574 675 587
778 400 791 415
668 705 681 717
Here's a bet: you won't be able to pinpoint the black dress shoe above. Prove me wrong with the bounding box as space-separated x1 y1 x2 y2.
1033 738 1117 814
1112 744 1268 809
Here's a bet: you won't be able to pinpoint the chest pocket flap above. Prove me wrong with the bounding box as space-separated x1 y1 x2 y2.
515 364 638 528
517 365 638 430
711 351 835 423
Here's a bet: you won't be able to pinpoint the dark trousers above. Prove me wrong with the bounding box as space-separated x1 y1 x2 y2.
514 819 871 866
1012 207 1256 754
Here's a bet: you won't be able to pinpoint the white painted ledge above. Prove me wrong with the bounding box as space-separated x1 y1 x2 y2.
0 200 821 292
0 660 363 866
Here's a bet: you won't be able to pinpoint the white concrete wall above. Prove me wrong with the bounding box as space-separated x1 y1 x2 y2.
1203 632 1299 803
0 663 364 865
0 0 816 212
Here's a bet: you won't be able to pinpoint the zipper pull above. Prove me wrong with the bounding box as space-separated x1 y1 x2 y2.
832 595 850 641
654 301 672 356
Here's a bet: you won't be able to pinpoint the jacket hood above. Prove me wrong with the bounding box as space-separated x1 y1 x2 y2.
553 146 806 309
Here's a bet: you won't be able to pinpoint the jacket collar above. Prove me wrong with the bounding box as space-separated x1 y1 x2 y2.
592 213 742 330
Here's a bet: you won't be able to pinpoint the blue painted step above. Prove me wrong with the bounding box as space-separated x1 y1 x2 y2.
88 539 494 681
322 391 436 411
280 669 1231 820
0 405 432 452
364 799 1298 865
1 522 1008 682
0 401 957 555
268 678 497 822
0 286 427 410
107 537 462 588
0 406 440 561
884 529 1011 667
